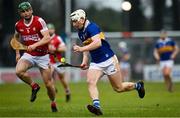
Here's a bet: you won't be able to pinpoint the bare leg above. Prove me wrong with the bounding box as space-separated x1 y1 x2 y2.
108 70 135 92
51 64 71 102
40 68 56 101
164 75 173 92
50 66 58 92
42 66 58 112
108 60 135 92
86 69 103 115
16 59 33 85
87 69 103 100
56 71 71 102
58 73 70 94
16 59 40 102
163 67 173 92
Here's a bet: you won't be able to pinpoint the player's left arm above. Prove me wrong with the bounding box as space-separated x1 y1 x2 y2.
56 39 67 52
49 39 66 53
171 45 179 60
81 51 89 69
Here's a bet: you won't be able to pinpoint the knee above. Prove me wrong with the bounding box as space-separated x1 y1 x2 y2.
15 69 24 78
86 79 96 87
44 80 53 89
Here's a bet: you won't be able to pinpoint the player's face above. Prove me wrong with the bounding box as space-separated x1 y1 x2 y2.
71 19 84 30
160 32 167 39
48 29 55 36
19 8 33 20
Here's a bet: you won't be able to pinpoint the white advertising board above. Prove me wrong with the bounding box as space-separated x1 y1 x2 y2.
143 65 180 82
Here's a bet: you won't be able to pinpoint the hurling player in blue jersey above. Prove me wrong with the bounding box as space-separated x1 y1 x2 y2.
153 30 179 92
70 9 145 115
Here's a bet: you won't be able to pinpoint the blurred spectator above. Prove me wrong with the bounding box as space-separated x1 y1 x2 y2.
118 41 131 81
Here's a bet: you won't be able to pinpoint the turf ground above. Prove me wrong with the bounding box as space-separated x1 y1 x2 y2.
0 81 180 117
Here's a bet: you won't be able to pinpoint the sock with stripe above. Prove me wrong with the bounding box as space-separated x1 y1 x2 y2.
93 99 100 109
135 82 141 90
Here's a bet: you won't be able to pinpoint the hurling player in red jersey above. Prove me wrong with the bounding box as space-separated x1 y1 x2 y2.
47 23 71 102
14 2 57 112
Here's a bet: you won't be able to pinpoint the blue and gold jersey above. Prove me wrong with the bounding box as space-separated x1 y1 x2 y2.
78 20 114 63
155 38 176 61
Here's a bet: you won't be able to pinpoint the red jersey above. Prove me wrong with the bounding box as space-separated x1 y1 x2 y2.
15 15 48 56
49 34 65 64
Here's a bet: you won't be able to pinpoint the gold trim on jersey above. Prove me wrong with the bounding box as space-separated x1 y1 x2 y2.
158 46 174 53
83 32 105 46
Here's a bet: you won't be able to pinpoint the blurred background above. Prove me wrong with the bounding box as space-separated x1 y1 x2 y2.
0 0 180 83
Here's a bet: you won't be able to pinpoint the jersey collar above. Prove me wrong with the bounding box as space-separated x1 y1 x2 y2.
158 37 170 43
23 15 34 27
83 20 90 32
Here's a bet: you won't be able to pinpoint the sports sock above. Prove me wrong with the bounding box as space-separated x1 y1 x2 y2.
93 99 100 108
65 89 70 95
51 101 57 107
31 82 39 89
135 82 141 90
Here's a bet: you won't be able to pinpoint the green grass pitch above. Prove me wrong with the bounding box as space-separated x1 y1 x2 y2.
0 81 180 117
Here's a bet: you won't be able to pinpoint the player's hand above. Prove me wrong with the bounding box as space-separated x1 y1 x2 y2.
155 58 160 64
155 56 160 64
80 63 89 70
170 55 175 60
16 53 21 62
156 60 160 65
73 45 83 52
27 44 36 52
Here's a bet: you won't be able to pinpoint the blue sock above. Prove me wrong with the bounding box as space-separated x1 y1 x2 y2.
93 99 100 108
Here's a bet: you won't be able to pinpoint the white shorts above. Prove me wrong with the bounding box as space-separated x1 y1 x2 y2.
51 62 65 74
160 60 174 69
89 55 119 75
20 53 50 69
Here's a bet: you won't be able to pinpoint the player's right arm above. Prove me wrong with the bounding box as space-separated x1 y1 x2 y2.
14 32 21 62
49 36 66 53
81 51 89 70
56 37 66 52
153 48 160 63
28 29 50 52
27 17 51 52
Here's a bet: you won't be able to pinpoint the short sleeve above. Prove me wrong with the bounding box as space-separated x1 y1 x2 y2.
38 18 48 33
15 22 19 33
57 36 65 46
171 40 175 46
87 23 101 37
